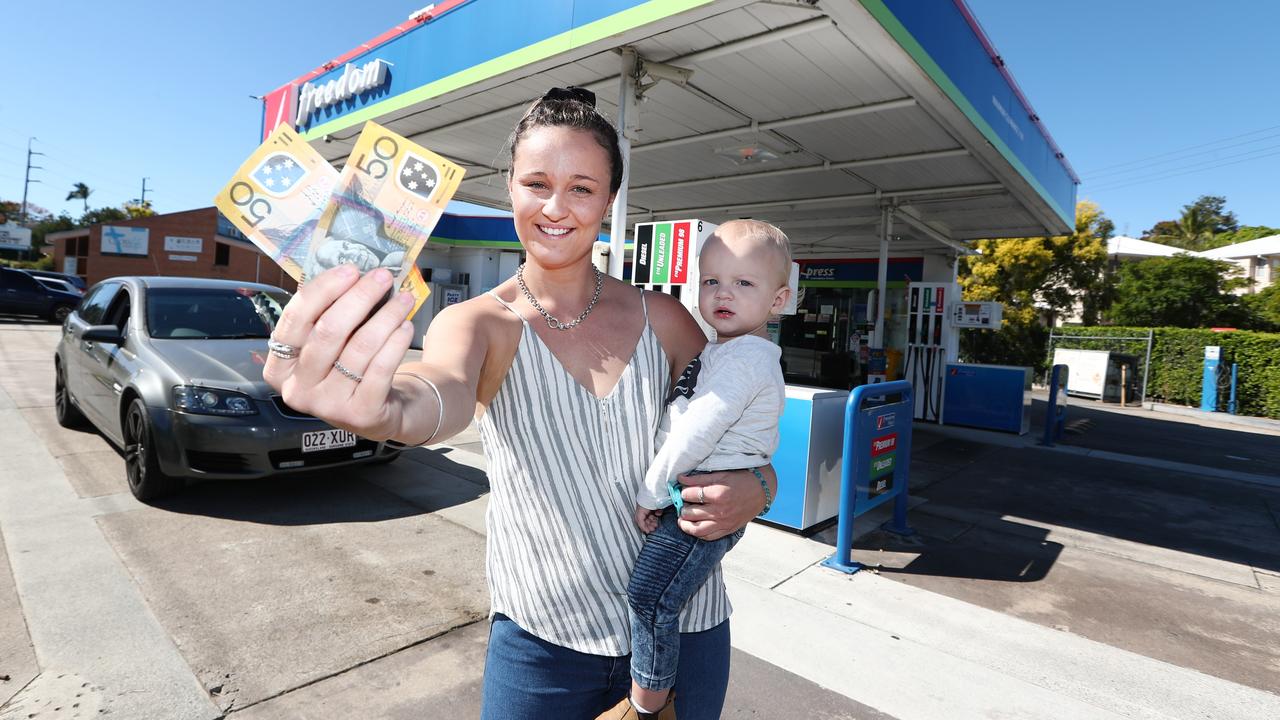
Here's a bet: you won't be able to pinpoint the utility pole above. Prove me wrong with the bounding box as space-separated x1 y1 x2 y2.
140 177 152 206
20 138 44 224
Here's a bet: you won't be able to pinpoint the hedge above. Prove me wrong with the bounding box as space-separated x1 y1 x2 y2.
1054 326 1280 419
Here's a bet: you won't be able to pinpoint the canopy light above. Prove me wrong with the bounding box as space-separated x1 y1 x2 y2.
715 143 779 165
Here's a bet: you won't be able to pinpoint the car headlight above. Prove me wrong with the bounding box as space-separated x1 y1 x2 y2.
172 386 259 416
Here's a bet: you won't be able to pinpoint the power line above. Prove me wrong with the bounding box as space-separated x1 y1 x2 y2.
1085 140 1280 189
1081 123 1280 175
1082 131 1280 181
1085 147 1280 194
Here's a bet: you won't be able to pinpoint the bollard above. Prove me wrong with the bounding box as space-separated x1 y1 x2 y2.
1042 364 1068 447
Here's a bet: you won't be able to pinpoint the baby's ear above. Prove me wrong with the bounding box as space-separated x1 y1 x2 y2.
772 285 793 313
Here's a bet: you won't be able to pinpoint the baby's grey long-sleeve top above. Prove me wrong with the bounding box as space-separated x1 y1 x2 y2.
637 334 785 510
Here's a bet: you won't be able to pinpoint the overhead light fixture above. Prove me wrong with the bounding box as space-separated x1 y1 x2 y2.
714 143 778 165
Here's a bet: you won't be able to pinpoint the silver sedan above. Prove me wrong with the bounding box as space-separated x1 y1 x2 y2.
54 276 399 501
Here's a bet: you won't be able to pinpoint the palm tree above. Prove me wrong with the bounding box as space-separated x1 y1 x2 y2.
1154 206 1215 250
66 182 92 214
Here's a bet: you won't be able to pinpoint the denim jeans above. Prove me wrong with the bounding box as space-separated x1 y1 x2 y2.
628 511 742 693
481 613 730 719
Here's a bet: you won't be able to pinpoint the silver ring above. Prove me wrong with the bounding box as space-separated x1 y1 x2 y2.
333 360 363 383
698 486 706 504
268 339 300 360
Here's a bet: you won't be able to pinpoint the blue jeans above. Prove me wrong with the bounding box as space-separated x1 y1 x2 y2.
628 511 742 692
481 613 730 719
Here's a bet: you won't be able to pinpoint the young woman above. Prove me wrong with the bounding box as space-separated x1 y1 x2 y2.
262 87 775 719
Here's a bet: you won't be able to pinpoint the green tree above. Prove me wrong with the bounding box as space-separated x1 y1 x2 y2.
66 182 93 214
1242 284 1280 331
79 206 128 226
1108 255 1247 328
1143 195 1242 250
1151 205 1215 250
960 200 1113 367
1205 225 1280 250
1187 194 1238 234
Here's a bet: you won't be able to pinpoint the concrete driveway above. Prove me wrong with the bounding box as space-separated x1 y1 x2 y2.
0 321 872 720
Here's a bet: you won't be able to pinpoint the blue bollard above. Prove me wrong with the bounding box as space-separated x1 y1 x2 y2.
1042 364 1068 447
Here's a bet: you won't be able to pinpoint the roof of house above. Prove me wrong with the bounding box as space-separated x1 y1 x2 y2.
1107 236 1185 258
1198 235 1280 259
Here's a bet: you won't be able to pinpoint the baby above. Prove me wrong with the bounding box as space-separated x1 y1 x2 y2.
608 219 791 720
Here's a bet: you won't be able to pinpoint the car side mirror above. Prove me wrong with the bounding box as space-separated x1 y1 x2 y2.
83 325 125 345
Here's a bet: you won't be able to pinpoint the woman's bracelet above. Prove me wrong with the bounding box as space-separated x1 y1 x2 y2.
393 371 445 446
750 466 772 516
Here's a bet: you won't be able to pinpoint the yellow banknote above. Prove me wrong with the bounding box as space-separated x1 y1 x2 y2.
306 121 465 303
214 125 336 281
215 123 437 318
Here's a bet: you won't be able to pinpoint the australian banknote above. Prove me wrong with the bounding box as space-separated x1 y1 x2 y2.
305 121 465 303
215 124 336 282
215 123 445 318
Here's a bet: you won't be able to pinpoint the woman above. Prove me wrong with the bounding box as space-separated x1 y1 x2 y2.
263 87 774 719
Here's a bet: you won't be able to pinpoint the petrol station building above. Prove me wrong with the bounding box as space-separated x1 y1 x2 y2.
259 0 1077 525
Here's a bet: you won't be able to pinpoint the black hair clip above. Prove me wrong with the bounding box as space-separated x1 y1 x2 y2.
542 86 597 108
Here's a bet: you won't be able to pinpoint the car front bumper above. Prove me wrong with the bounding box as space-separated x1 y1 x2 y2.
149 405 398 480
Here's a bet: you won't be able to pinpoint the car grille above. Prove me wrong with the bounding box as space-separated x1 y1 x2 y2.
186 450 254 474
270 395 315 420
269 440 379 469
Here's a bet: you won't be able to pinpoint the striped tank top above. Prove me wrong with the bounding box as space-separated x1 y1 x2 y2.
477 290 731 656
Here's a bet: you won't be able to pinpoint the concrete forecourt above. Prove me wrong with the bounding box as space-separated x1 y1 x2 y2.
2 320 1279 718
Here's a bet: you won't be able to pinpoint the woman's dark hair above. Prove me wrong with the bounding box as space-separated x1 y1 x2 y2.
509 87 624 194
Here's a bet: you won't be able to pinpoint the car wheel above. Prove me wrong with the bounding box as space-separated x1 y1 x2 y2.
49 305 73 324
124 398 183 501
54 361 87 428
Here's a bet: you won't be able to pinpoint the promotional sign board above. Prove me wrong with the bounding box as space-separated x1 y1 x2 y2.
101 226 149 256
0 223 32 251
822 380 916 574
165 236 204 253
630 219 714 287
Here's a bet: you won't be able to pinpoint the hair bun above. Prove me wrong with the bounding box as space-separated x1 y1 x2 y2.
541 86 597 108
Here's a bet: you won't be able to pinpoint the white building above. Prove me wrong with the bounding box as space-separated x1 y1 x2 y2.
1198 234 1280 294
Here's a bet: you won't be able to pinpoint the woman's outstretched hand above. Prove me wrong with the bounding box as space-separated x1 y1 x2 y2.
675 466 776 541
262 264 417 441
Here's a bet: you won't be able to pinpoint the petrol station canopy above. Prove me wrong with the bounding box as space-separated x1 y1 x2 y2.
260 0 1079 260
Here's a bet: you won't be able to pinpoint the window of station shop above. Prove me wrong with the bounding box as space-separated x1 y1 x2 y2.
780 258 922 390
214 243 230 266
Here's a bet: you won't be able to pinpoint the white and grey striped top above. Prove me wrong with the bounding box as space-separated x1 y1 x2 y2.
477 290 731 656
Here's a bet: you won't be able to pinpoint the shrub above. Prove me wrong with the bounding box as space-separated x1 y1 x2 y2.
1054 326 1280 418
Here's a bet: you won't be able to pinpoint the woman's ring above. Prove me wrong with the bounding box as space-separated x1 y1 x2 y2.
267 338 300 360
698 486 707 504
333 360 363 383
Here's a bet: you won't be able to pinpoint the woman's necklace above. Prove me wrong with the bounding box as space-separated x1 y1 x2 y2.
516 262 604 331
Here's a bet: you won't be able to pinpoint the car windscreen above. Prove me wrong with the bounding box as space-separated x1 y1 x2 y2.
146 287 290 340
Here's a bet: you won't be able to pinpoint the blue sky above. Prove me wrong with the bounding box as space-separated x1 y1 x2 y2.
3 1 1277 237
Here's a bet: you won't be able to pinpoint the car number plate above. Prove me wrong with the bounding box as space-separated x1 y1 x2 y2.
302 428 357 453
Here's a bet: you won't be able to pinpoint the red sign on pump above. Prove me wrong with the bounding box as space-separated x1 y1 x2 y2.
671 221 691 284
871 433 898 457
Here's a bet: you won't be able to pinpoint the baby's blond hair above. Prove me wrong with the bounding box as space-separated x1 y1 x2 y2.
714 219 792 287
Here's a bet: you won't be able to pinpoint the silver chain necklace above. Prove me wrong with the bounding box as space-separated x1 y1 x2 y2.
517 262 604 331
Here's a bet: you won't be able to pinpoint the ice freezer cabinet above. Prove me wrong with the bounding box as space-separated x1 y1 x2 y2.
763 385 848 532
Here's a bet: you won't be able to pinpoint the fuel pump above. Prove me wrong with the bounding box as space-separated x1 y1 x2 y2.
1200 346 1222 412
902 282 959 422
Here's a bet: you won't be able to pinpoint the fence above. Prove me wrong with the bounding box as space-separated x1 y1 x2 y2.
1046 329 1154 406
